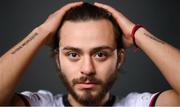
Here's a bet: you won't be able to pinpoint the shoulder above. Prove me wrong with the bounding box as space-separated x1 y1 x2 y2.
19 90 64 106
113 92 158 107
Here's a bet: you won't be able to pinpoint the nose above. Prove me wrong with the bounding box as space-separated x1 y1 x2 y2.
80 56 95 75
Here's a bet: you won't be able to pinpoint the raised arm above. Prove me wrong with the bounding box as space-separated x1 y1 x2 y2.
95 2 180 106
0 2 82 105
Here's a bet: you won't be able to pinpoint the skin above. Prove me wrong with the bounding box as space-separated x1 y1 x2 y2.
95 2 180 106
56 20 124 106
0 1 180 106
0 2 83 105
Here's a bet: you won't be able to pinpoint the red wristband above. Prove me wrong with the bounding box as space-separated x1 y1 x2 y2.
131 24 143 47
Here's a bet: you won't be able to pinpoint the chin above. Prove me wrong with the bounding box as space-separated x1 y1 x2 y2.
72 87 106 105
76 85 101 97
80 89 98 97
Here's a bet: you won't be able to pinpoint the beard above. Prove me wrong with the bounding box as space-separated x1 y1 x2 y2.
58 69 118 106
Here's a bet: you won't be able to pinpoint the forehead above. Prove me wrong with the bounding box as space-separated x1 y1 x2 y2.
59 19 116 50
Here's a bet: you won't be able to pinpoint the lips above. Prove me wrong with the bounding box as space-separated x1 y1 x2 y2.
76 81 98 89
72 76 102 89
78 83 97 89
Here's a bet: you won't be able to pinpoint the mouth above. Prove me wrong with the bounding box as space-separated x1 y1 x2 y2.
76 81 98 89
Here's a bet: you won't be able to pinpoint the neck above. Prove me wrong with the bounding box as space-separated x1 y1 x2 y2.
68 92 110 106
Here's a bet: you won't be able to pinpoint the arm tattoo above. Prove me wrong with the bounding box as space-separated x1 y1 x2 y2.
11 32 38 54
144 32 165 44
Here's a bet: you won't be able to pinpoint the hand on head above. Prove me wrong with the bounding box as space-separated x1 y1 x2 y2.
94 2 135 48
41 1 135 48
38 2 83 46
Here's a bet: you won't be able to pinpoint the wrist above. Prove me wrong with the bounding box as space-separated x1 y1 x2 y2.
131 24 144 47
34 27 53 45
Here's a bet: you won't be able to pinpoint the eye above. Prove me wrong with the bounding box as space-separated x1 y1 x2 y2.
66 52 80 61
94 51 108 61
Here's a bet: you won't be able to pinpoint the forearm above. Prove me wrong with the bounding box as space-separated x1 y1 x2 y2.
135 28 180 94
0 28 48 104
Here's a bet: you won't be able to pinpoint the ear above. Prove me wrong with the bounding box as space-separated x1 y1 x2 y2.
53 49 60 69
117 49 125 68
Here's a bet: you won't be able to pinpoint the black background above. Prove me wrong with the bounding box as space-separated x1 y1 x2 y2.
0 0 179 97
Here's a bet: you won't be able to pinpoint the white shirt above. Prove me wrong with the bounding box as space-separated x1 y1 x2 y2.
20 90 158 107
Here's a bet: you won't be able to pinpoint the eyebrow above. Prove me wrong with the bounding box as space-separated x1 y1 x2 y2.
92 46 115 53
61 46 82 53
61 46 115 53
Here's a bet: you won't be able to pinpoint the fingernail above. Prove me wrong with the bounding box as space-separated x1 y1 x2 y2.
94 2 98 5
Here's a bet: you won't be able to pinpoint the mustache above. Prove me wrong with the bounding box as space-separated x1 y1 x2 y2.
72 76 102 86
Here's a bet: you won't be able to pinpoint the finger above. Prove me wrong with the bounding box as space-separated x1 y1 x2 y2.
94 2 134 36
45 2 83 23
94 2 126 29
55 1 83 15
94 2 117 13
94 2 135 47
94 2 133 24
94 2 122 19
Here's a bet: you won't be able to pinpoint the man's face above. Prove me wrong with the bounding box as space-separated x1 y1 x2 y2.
57 19 122 105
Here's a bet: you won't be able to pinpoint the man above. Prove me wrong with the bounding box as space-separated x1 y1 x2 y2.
0 2 180 106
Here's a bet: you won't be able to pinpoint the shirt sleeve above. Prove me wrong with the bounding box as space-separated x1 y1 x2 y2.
20 90 55 106
115 92 158 107
149 92 162 106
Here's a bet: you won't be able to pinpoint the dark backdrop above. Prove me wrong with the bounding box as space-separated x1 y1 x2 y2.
0 0 180 97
